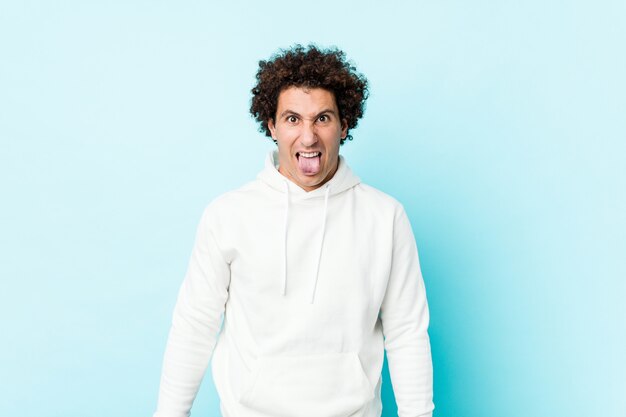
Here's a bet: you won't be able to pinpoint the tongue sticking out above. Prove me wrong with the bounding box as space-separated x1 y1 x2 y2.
297 154 321 175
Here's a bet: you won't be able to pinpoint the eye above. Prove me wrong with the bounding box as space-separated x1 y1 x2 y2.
318 114 329 122
286 115 298 123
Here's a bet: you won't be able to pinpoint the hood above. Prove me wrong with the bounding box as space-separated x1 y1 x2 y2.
256 150 361 303
257 150 361 199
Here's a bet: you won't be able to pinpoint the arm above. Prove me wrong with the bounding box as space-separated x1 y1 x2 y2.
380 206 434 417
153 206 231 417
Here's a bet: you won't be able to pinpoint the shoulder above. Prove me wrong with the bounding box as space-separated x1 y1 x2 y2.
353 182 405 214
353 184 419 248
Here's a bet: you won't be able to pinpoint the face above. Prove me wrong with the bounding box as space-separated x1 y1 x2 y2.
268 86 348 192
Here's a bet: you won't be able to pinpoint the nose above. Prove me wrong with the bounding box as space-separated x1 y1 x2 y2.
299 121 318 147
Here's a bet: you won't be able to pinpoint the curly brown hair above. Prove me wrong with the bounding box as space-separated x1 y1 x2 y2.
250 44 369 145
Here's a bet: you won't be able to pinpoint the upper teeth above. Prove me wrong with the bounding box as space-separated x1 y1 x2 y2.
299 152 320 158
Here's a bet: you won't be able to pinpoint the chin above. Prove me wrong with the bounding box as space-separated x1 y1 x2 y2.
300 178 319 187
298 177 322 188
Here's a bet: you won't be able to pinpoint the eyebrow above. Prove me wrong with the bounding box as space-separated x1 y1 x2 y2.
278 108 338 119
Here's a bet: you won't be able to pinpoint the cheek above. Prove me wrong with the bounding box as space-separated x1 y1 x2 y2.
278 128 297 143
277 135 297 155
326 134 341 152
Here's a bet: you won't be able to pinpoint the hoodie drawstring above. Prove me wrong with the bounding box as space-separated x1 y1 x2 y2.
309 184 330 304
280 181 331 304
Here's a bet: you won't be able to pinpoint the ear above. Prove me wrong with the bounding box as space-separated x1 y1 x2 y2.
340 119 348 139
268 118 277 140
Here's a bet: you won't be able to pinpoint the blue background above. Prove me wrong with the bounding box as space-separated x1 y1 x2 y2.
1 1 624 416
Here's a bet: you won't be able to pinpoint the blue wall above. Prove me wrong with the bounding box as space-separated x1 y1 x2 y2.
1 1 624 416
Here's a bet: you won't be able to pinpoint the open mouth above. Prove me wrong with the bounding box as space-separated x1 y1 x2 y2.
296 151 321 159
296 151 322 175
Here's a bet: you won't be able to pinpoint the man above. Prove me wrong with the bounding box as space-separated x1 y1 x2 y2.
153 44 434 417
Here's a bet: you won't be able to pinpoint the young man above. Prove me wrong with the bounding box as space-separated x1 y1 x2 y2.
153 45 434 417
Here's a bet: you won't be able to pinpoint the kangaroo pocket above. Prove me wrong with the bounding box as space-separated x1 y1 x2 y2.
238 351 375 417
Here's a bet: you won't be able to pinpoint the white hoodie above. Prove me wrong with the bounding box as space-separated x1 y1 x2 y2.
154 150 434 417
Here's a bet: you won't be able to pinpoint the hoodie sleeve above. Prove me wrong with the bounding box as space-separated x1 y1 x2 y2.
153 206 231 417
380 205 434 417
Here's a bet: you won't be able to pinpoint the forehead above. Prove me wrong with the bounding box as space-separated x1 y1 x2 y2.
276 86 338 114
